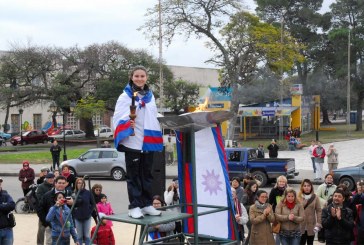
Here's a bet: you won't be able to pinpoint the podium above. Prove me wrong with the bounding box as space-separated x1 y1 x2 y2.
91 111 238 244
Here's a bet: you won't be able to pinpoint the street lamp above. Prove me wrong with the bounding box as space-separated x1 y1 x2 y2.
49 102 76 161
18 108 24 144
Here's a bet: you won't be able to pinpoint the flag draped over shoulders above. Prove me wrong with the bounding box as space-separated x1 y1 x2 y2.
113 83 163 151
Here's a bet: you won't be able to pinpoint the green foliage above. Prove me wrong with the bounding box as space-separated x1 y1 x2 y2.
73 96 106 120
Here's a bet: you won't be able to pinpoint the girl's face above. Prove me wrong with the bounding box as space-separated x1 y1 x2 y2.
278 180 286 188
76 181 83 189
152 199 162 209
101 197 107 203
302 182 312 194
231 180 239 188
250 184 258 193
132 69 147 88
286 193 295 203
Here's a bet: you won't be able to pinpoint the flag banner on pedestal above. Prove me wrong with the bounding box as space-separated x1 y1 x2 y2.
176 126 235 239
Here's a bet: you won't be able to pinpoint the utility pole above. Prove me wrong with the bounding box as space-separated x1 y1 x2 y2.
158 0 164 114
347 27 351 136
279 13 284 142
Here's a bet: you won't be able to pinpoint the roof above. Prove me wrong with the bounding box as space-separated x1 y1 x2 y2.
237 106 299 117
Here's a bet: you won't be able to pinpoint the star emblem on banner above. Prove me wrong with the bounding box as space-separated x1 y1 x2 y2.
201 169 223 195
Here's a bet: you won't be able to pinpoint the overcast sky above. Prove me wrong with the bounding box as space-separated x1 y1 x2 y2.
0 0 333 69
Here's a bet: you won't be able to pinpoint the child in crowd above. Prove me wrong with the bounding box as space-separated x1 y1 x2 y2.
46 192 79 245
97 194 114 227
90 212 115 245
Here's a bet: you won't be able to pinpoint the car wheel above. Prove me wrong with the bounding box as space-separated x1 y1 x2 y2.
339 177 355 191
68 167 77 176
12 142 17 146
251 170 268 187
15 199 29 214
111 168 126 181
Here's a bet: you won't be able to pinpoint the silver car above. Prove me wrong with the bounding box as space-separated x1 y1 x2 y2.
60 148 126 181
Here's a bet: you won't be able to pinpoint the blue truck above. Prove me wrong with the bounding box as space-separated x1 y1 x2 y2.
226 147 299 187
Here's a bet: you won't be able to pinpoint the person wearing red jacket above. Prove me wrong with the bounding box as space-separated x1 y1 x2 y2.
18 160 35 196
91 213 115 245
313 141 326 181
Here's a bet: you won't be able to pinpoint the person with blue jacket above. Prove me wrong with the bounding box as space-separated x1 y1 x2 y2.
0 177 16 245
73 178 94 245
46 192 79 245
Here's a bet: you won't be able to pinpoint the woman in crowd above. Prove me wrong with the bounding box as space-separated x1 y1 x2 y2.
242 180 259 245
61 164 76 190
297 179 322 245
232 187 249 244
249 190 275 245
352 181 364 244
275 188 305 245
148 195 175 240
231 177 245 203
91 183 103 223
73 178 94 245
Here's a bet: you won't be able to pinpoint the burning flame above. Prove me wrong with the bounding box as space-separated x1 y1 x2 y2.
195 97 209 112
134 92 138 97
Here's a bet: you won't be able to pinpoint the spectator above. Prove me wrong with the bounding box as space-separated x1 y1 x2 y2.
50 140 62 171
61 164 76 190
242 180 259 245
18 160 35 196
326 143 339 173
90 213 115 245
37 175 74 245
317 174 337 206
256 144 265 158
322 189 354 245
249 190 275 245
97 194 114 227
37 167 50 185
73 178 94 245
164 178 181 234
36 172 55 245
313 141 325 180
267 139 279 158
91 184 103 223
308 140 317 173
148 195 175 240
297 179 322 245
164 136 174 165
231 177 245 203
46 192 79 245
275 188 305 245
101 141 111 148
53 169 60 178
231 187 249 244
352 181 364 244
0 177 16 244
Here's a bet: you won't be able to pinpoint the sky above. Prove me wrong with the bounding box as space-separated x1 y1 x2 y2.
0 0 333 69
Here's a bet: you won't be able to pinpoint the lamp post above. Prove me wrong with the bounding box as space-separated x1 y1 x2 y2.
49 102 76 161
347 27 351 136
18 108 23 145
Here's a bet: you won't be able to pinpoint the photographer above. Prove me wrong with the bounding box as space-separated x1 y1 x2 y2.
164 178 181 234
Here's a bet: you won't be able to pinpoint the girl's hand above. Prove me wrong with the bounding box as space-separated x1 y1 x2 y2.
130 120 135 129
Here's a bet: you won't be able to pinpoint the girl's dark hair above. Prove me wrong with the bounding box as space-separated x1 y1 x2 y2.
54 192 65 201
91 183 103 193
153 195 166 206
256 190 268 197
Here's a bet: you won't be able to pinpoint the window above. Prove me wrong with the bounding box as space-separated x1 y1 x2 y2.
228 151 241 162
101 151 114 159
33 114 42 130
11 114 20 133
83 151 100 159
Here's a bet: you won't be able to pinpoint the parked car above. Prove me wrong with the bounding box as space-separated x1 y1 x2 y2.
47 125 72 136
94 127 113 138
10 130 49 146
226 147 298 187
49 129 86 140
60 148 126 181
0 131 11 140
332 162 364 190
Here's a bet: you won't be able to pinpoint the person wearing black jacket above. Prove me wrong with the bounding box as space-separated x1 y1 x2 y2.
322 189 354 245
0 177 15 244
37 176 73 245
50 140 62 171
267 139 279 158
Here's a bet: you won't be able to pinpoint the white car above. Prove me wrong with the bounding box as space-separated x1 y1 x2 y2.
94 127 113 138
50 129 86 140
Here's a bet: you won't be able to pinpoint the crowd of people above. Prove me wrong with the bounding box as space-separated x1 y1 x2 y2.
230 174 364 245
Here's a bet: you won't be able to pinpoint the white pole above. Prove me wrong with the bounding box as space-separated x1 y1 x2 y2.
347 27 351 136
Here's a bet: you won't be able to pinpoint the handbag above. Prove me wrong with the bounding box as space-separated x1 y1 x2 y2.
272 221 281 234
7 213 16 227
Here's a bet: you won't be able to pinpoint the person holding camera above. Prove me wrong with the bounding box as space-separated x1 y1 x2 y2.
46 192 79 245
38 176 74 245
164 178 181 234
0 177 16 245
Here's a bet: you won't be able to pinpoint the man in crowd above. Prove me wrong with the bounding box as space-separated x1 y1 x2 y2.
165 136 174 165
50 140 62 171
0 177 16 244
36 172 55 245
267 139 279 158
322 189 354 245
37 175 73 245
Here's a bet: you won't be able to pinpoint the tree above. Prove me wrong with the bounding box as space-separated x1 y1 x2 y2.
142 1 303 140
73 96 106 137
164 79 200 114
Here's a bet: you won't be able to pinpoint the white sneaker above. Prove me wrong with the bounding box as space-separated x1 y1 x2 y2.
128 207 144 219
141 206 162 216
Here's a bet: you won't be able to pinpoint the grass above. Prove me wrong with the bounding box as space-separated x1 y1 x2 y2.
0 148 91 164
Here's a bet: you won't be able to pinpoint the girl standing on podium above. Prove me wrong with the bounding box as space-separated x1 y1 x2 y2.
113 65 163 219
